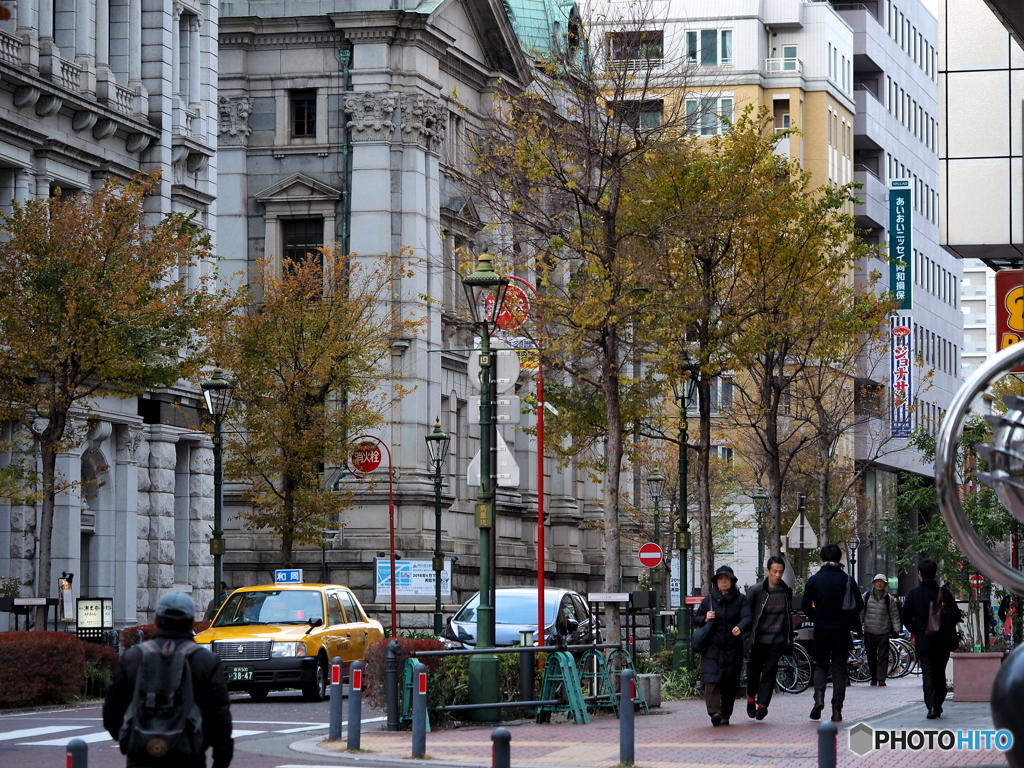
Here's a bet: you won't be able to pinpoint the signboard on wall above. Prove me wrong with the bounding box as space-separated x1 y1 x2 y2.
889 180 913 310
374 559 452 601
890 316 913 438
995 269 1024 372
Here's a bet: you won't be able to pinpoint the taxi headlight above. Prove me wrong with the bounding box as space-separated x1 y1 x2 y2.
271 641 308 658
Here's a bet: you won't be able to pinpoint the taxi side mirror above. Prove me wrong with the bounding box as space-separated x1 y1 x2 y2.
305 616 324 635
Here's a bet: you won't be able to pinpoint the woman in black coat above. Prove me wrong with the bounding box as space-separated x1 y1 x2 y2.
693 565 753 726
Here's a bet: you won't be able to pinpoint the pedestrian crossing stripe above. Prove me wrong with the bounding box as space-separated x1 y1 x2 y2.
0 726 90 741
22 731 117 746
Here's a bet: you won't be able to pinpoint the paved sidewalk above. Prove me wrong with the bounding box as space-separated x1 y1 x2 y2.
299 676 1010 768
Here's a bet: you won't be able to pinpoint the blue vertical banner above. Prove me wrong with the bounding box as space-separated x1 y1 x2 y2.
889 180 912 310
890 316 913 438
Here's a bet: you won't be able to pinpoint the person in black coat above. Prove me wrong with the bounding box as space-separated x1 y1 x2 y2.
104 592 234 768
693 564 753 726
902 558 962 719
744 556 793 721
801 543 864 723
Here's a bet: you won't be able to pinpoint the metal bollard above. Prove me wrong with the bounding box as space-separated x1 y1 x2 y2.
491 726 511 768
385 639 401 732
817 721 838 768
67 737 88 768
411 663 428 759
519 630 535 700
329 656 344 741
620 669 635 765
348 660 363 751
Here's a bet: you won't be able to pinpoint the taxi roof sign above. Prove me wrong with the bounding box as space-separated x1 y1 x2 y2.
275 569 303 584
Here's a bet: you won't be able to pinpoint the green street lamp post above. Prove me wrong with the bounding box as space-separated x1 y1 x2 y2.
462 252 509 719
751 488 768 582
647 470 666 653
202 369 234 614
671 381 691 671
425 419 451 637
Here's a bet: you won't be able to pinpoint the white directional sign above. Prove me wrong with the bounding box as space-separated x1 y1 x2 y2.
786 513 818 549
467 430 520 487
468 339 521 394
468 395 521 424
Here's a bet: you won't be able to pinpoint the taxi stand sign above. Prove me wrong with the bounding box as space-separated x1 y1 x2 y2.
275 569 303 584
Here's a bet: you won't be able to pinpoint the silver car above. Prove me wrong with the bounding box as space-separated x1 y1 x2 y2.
444 587 593 648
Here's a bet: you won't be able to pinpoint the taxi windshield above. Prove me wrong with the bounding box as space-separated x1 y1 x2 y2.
213 590 325 627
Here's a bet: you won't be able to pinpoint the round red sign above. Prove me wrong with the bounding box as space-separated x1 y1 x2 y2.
638 543 663 568
496 285 530 331
970 574 985 588
351 442 382 474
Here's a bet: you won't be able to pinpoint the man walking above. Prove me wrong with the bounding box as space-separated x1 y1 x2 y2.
902 559 962 719
861 574 901 686
744 556 792 721
801 543 863 723
104 592 234 767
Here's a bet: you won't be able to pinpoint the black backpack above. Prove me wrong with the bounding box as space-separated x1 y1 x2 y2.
119 638 204 764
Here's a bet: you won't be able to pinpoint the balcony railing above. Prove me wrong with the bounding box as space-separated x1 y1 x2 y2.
765 57 802 74
51 55 83 92
0 29 22 66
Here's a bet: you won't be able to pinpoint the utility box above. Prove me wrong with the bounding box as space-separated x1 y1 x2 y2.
629 590 656 610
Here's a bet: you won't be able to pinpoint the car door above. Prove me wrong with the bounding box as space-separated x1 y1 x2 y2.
325 591 350 665
571 594 592 643
338 589 379 660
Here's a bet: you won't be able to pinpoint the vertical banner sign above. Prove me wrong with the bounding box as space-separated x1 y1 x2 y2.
889 179 913 311
995 270 1024 372
890 316 913 438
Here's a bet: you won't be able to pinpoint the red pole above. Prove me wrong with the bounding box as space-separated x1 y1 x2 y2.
350 435 396 635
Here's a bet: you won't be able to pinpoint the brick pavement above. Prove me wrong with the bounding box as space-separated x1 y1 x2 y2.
310 675 1009 767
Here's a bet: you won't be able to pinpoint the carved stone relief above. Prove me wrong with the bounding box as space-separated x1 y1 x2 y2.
344 91 398 142
401 95 447 153
217 95 254 147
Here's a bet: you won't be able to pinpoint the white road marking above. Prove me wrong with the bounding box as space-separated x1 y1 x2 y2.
0 726 90 741
231 729 268 738
21 731 116 746
274 725 329 733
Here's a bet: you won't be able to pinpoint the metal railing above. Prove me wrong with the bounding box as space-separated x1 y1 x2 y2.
766 57 802 74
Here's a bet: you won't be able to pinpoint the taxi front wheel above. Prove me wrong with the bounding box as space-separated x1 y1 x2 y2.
302 655 328 702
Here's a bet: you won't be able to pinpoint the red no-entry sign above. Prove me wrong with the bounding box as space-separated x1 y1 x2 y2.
638 543 663 568
970 574 985 589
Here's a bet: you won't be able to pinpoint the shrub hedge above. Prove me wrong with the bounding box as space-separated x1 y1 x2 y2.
0 631 120 708
121 621 212 649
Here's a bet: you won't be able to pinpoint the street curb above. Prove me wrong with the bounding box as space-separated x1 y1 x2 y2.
289 734 489 767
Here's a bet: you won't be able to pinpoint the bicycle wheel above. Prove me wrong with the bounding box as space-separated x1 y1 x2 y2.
889 639 914 678
848 644 872 683
776 643 813 694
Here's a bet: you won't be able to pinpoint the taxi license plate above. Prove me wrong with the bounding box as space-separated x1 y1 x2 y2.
226 666 254 682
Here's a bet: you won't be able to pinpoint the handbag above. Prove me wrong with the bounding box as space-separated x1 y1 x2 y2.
842 575 859 612
691 597 716 655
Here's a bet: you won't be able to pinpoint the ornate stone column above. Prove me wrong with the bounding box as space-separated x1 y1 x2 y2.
114 425 142 626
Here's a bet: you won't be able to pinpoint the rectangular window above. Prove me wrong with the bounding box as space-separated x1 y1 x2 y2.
783 45 798 71
282 218 324 265
685 29 731 67
686 96 733 136
608 30 664 68
617 100 663 130
290 89 317 138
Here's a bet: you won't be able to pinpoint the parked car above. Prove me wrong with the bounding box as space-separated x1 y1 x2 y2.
194 583 383 701
443 587 593 648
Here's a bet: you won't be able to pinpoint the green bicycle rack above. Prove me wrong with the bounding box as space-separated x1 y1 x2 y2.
606 648 649 715
536 651 590 724
577 649 618 716
400 657 431 731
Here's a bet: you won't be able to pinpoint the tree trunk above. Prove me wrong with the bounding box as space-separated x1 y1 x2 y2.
695 374 714 589
601 337 624 644
35 414 66 629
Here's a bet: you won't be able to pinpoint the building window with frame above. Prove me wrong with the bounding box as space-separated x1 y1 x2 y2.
616 99 663 131
685 29 732 67
282 218 324 265
607 30 664 69
685 96 733 137
290 89 317 138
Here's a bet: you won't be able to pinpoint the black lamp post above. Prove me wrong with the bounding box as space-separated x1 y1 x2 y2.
670 380 691 671
846 535 862 582
462 252 509 718
751 488 768 581
425 418 451 637
647 469 666 653
201 369 234 613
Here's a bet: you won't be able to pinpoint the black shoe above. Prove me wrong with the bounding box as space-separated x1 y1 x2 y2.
711 713 722 727
935 707 943 717
756 705 768 721
926 710 938 720
831 706 842 723
870 680 878 686
721 718 730 726
878 681 887 687
810 691 825 720
747 700 757 718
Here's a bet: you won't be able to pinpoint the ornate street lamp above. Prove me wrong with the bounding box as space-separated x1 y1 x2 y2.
750 488 768 581
424 418 451 636
201 368 234 613
462 251 509 719
646 469 666 653
670 380 692 671
846 535 862 582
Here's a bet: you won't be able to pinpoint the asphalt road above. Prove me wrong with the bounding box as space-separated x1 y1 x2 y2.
0 691 387 768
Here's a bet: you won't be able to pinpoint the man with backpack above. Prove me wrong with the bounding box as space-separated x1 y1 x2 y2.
860 574 901 686
902 559 963 719
104 591 233 767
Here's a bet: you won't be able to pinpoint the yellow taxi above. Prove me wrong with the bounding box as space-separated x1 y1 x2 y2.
194 581 384 701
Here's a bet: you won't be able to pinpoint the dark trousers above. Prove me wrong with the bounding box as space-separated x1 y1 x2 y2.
865 632 891 683
746 641 786 707
705 672 741 721
813 644 848 706
919 648 951 713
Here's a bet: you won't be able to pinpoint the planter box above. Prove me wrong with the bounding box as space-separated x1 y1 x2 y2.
637 673 661 708
952 652 1004 701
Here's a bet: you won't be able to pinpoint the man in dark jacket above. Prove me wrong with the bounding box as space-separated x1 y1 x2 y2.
744 556 793 721
902 558 962 719
693 565 752 726
801 543 863 723
104 592 233 768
